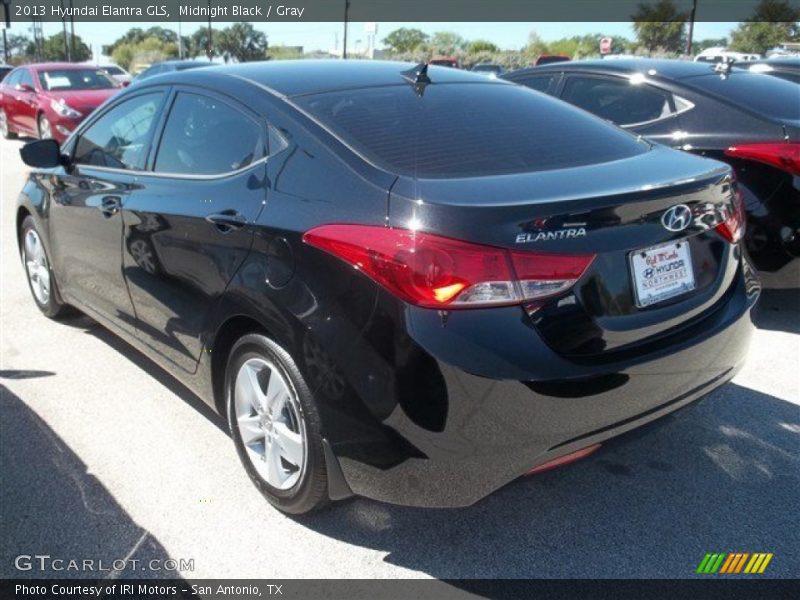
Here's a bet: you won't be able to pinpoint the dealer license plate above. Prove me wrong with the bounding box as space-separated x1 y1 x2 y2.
630 239 696 308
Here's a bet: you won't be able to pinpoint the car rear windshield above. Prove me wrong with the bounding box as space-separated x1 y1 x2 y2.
294 83 648 178
38 69 116 91
102 66 124 75
683 72 800 121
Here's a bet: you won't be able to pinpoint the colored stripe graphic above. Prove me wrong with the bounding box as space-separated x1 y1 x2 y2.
698 552 773 574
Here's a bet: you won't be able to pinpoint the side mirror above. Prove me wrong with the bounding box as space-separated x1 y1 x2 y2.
16 83 35 93
20 139 63 169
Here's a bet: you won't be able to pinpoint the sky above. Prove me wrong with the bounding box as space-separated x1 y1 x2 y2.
22 21 738 58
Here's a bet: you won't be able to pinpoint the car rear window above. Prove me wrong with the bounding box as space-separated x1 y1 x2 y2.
683 72 800 121
294 82 648 178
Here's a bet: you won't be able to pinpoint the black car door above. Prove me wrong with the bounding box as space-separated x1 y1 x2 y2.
121 87 268 374
49 90 167 334
557 74 684 146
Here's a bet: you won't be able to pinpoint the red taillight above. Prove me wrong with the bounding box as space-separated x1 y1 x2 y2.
715 185 746 244
725 141 800 176
303 225 595 309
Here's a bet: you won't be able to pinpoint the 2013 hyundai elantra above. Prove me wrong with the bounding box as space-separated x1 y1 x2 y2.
16 61 759 514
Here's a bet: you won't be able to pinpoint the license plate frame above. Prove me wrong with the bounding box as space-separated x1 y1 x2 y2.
629 239 696 308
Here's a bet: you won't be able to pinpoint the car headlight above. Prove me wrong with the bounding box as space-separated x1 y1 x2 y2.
50 98 82 119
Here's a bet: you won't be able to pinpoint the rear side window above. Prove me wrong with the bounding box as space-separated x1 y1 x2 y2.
18 69 35 88
74 92 164 170
684 72 800 120
561 76 673 126
4 69 21 87
516 74 555 93
295 82 647 178
154 93 264 175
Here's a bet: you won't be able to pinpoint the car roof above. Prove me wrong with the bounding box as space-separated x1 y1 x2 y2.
507 58 724 81
170 60 494 96
158 59 212 67
25 62 100 72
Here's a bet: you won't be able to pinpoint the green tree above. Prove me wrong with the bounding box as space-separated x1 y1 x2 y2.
467 40 499 54
428 31 466 55
28 32 91 62
382 28 429 54
111 37 178 71
632 0 688 53
5 34 31 62
730 0 800 54
522 31 549 60
217 23 268 63
189 27 216 58
104 27 179 56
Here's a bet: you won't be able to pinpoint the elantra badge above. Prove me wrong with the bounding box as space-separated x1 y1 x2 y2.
661 204 693 232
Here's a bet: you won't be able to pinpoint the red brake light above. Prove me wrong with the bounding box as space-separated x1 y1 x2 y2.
725 142 800 176
715 185 746 244
303 225 595 309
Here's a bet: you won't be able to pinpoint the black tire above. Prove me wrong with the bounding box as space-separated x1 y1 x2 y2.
225 333 330 514
20 216 71 319
0 109 17 139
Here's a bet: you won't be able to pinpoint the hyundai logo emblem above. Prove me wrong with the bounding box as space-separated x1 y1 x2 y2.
661 204 693 232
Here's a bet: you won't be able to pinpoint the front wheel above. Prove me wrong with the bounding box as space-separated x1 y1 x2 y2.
225 333 329 514
0 109 17 139
38 114 52 140
20 216 70 319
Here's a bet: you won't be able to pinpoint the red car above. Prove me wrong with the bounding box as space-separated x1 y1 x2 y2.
0 62 120 143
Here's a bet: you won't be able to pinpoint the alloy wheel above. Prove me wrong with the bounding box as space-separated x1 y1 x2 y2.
234 357 307 490
24 229 51 305
38 116 52 140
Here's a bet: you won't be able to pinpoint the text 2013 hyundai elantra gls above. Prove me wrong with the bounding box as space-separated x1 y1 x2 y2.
16 61 759 514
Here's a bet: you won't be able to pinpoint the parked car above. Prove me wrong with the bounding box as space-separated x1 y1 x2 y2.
0 63 120 143
0 64 12 82
504 58 800 273
694 48 760 63
16 60 758 514
100 64 133 87
428 57 460 68
132 59 213 83
535 54 570 66
742 56 800 84
471 63 504 77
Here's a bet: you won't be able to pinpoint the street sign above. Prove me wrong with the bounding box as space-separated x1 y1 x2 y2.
600 37 613 55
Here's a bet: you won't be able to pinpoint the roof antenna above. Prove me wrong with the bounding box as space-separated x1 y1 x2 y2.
714 56 735 76
401 63 431 96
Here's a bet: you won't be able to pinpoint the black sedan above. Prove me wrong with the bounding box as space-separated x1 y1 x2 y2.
504 59 800 273
132 59 212 83
16 60 758 513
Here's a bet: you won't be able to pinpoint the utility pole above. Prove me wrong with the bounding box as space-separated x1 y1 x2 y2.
206 0 213 59
686 0 697 56
342 0 349 59
69 0 75 60
59 0 71 61
1 0 9 64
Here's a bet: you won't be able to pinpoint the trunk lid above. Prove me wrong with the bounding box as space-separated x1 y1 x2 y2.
388 146 740 356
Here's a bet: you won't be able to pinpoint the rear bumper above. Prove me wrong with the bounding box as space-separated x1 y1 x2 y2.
324 260 759 508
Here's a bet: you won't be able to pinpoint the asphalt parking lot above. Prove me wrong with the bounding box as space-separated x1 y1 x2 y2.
1 134 798 581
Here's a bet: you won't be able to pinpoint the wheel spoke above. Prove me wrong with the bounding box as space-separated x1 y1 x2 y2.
244 364 268 413
265 371 288 413
265 441 286 485
274 422 303 467
237 414 264 446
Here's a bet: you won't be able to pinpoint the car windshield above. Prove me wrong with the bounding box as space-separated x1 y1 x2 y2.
295 82 648 178
38 69 117 91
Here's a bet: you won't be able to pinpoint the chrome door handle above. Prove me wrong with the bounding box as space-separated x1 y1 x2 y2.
205 211 248 233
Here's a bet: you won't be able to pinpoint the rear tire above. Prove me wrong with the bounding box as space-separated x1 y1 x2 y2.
225 333 330 514
0 109 17 139
20 216 70 319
